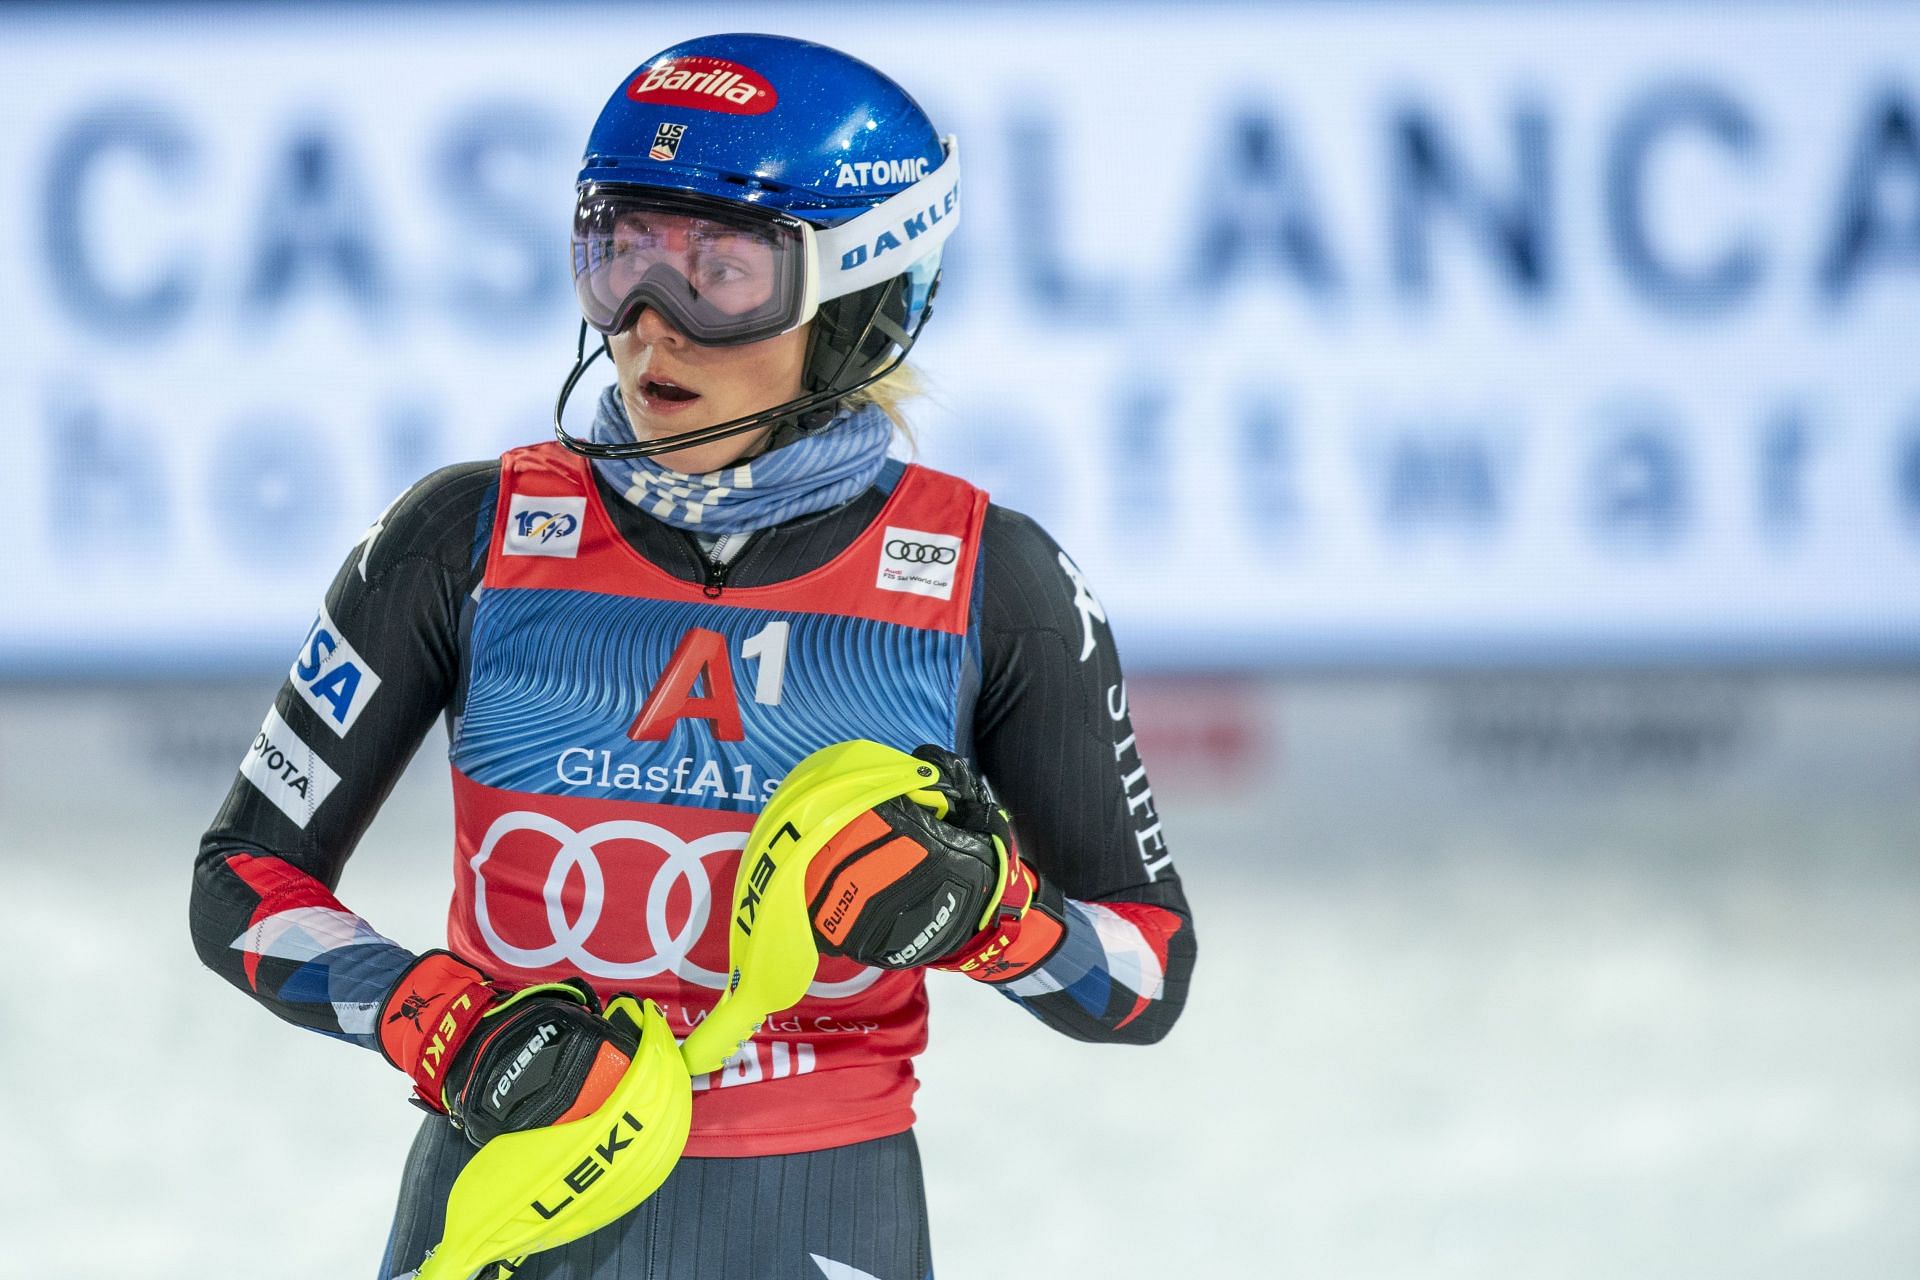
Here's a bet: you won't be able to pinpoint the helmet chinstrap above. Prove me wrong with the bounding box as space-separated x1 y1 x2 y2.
550 278 933 462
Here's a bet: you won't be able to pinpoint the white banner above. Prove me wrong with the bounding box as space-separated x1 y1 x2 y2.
2 5 1917 670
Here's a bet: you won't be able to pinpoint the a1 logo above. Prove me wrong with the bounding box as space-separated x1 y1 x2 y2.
292 605 383 736
628 621 791 742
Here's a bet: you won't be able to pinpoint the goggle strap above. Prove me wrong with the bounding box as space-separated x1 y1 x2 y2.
795 220 822 330
813 136 960 304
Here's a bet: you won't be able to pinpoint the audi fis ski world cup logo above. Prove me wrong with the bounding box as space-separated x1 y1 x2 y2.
504 494 587 559
884 538 957 565
649 122 687 162
876 526 964 600
627 56 777 115
465 809 881 999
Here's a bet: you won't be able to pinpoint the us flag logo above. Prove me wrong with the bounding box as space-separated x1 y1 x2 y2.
650 122 687 161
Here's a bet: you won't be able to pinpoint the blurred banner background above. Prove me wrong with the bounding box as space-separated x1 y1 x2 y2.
1 3 1915 1278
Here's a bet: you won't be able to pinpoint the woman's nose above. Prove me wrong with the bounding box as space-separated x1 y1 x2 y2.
630 306 687 348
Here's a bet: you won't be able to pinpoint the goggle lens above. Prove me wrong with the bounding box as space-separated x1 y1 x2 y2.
572 190 808 344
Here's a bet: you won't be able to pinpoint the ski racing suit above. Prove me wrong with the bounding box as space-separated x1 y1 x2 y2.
191 443 1197 1279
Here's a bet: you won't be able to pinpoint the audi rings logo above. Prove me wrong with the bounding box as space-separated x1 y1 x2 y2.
884 539 957 565
876 525 963 600
468 811 882 999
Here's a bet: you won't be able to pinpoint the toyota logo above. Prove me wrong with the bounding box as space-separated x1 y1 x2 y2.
884 539 957 565
468 810 881 1000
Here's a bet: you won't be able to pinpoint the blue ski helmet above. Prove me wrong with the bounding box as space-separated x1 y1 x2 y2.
555 33 960 459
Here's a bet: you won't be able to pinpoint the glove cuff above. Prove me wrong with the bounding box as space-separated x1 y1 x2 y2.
932 844 1067 983
377 950 497 1110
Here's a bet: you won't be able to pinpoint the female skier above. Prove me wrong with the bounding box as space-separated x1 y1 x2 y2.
191 32 1194 1279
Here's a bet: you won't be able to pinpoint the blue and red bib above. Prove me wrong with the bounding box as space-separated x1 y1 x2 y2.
444 441 987 1156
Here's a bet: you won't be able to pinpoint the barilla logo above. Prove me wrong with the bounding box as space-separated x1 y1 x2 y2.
628 57 777 115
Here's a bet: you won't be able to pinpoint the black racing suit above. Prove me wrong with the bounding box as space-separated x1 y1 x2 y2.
191 457 1196 1279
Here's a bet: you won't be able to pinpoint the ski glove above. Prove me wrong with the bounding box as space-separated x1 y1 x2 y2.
378 951 498 1110
378 953 635 1147
437 980 638 1148
806 745 1065 977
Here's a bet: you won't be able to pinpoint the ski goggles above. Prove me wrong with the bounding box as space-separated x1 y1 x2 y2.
571 136 960 345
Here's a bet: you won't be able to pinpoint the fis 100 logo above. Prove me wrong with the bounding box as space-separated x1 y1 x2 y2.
515 510 578 544
505 495 588 559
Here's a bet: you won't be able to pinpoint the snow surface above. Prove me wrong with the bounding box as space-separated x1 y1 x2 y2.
2 676 1915 1278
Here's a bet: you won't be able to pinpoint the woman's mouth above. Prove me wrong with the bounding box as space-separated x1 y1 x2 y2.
638 378 702 414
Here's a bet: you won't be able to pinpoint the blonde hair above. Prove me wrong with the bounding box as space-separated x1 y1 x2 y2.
845 362 926 455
